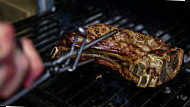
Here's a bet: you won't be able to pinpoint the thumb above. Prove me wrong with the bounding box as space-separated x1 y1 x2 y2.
0 22 15 63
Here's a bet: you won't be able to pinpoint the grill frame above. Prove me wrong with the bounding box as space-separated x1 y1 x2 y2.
4 0 190 106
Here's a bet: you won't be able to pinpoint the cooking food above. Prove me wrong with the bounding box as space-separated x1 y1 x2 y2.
50 23 184 88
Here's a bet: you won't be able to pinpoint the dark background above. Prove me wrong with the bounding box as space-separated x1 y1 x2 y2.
55 0 190 24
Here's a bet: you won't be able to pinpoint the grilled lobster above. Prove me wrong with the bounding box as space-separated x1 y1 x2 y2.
50 23 184 88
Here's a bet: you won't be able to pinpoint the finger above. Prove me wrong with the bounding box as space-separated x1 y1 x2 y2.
0 65 7 90
0 63 15 91
21 38 44 88
0 49 29 98
0 22 15 62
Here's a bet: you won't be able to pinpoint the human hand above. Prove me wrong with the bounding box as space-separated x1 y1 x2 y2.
0 22 44 98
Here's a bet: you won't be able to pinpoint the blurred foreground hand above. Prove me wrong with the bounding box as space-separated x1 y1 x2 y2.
0 22 44 98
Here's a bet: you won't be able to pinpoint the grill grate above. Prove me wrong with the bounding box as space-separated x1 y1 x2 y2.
9 0 190 106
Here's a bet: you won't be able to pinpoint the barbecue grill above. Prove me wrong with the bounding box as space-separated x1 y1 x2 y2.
1 0 190 106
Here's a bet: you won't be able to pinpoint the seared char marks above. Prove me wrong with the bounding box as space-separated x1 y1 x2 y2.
51 23 184 88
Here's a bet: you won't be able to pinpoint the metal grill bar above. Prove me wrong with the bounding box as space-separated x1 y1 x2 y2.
35 89 72 106
142 71 190 106
16 19 58 39
157 23 180 38
162 77 190 107
17 21 56 38
35 33 60 49
47 70 93 96
140 85 166 106
165 26 189 43
84 14 104 27
100 87 124 106
120 90 142 107
79 92 101 106
71 9 101 23
174 36 190 47
15 13 58 33
110 17 125 26
32 23 59 40
66 80 96 102
38 40 58 55
33 28 59 44
13 12 55 27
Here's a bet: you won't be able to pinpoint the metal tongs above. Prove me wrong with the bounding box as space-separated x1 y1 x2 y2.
0 27 118 105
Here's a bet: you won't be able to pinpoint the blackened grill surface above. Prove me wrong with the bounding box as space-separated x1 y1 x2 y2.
9 0 190 106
